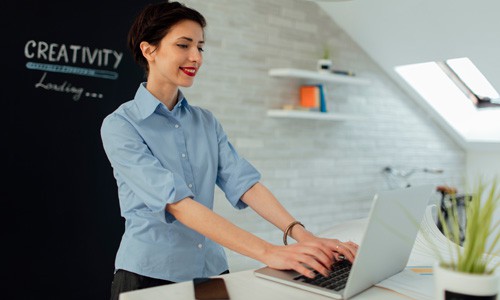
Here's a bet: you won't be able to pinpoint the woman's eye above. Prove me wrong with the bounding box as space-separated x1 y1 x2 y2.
198 47 204 52
177 44 188 49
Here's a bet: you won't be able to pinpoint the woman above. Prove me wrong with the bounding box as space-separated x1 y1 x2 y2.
101 1 358 298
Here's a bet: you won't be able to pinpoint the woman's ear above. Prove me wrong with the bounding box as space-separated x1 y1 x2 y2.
140 41 156 62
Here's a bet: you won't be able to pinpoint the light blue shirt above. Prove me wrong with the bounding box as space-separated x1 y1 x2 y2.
100 83 261 282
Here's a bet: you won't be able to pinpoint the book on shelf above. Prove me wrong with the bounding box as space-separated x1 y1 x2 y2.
317 84 327 113
299 85 319 109
331 69 356 76
299 84 327 112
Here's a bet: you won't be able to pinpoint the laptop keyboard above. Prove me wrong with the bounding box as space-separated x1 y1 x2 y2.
293 259 352 291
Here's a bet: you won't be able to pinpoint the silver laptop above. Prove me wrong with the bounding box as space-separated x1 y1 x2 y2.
254 184 435 299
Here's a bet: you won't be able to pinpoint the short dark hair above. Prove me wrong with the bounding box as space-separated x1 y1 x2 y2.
127 1 206 74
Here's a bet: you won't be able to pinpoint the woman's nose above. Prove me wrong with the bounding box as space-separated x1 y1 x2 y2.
190 47 202 64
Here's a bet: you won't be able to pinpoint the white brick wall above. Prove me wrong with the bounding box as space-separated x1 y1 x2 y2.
181 0 466 271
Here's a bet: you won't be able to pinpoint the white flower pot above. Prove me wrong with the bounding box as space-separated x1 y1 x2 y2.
434 262 499 299
317 59 332 73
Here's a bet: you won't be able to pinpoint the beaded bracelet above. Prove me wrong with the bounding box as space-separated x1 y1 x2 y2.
283 221 305 245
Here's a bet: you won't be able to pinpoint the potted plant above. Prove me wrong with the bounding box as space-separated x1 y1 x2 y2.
317 44 333 73
433 178 500 299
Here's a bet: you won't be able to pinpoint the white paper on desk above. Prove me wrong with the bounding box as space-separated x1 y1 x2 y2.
375 269 434 300
410 205 500 269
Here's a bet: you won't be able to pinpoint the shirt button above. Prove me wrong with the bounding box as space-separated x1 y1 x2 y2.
174 124 179 128
188 184 193 188
181 153 186 158
198 244 203 249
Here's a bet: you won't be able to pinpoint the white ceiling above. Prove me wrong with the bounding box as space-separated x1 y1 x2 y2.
313 0 500 150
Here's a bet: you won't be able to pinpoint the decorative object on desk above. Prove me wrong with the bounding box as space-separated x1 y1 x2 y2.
436 185 468 246
434 263 498 300
432 178 500 300
317 44 333 73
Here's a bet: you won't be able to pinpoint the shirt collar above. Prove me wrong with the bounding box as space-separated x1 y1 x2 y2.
134 82 189 119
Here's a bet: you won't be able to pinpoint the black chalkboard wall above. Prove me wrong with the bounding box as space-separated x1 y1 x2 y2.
7 1 152 299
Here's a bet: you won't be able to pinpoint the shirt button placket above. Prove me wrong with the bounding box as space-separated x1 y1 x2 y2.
173 120 194 193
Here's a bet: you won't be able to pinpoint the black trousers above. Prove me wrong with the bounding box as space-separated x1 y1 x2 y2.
110 269 230 300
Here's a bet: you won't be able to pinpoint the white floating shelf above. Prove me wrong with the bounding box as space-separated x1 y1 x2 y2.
267 109 364 121
268 68 371 85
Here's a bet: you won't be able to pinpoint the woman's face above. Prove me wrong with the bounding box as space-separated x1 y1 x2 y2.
148 19 204 88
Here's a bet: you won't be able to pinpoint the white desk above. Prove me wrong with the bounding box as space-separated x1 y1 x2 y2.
119 269 411 300
119 218 423 300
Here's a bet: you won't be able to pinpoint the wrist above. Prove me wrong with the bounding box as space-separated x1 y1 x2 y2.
259 242 278 265
283 221 313 244
292 225 315 242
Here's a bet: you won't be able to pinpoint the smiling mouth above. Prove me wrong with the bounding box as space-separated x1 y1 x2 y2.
180 67 197 77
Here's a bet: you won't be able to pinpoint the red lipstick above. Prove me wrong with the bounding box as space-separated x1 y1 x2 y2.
180 67 197 77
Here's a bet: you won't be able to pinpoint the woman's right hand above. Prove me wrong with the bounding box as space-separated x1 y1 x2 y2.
261 238 356 278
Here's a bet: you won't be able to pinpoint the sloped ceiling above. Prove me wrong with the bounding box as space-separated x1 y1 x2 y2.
314 0 500 150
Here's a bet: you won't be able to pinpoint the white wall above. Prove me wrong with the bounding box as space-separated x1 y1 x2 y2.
182 0 466 271
466 152 500 183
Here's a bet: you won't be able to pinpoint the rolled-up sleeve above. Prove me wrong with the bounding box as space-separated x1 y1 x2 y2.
214 120 261 209
101 114 193 223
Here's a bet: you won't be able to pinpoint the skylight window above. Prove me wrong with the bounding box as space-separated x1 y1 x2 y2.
395 62 473 138
395 57 499 109
446 57 499 101
395 58 500 144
